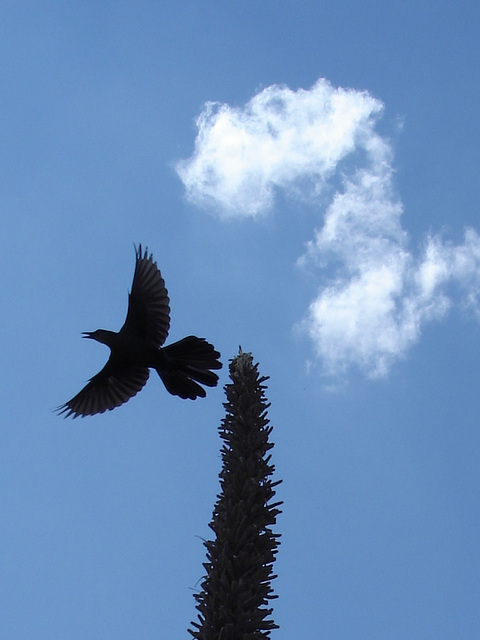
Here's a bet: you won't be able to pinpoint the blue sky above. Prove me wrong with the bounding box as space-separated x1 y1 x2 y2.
2 1 480 638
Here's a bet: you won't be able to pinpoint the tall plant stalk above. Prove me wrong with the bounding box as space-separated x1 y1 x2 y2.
189 350 282 640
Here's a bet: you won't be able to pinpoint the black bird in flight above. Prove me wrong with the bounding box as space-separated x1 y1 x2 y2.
58 245 222 418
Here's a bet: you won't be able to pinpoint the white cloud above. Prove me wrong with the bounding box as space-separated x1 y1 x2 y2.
176 78 480 378
176 79 383 218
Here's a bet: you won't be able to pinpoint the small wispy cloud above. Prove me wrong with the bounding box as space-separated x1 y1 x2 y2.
176 78 480 379
176 79 382 218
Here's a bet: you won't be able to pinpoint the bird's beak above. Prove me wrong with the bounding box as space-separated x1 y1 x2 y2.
82 332 94 339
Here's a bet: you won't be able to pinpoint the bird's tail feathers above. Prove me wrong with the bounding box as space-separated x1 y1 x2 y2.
157 336 222 400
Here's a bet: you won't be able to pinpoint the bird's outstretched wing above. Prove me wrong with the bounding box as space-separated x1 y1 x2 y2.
57 357 150 418
121 244 171 347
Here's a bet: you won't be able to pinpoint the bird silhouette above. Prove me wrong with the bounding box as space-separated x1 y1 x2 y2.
58 245 222 418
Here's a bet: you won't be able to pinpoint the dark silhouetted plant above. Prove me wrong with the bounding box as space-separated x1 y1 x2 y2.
189 350 282 640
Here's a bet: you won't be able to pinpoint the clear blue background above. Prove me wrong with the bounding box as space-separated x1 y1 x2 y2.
1 2 480 638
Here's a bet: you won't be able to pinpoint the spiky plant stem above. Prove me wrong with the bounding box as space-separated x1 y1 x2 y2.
189 350 282 640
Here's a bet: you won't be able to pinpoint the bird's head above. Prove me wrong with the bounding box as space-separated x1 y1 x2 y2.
82 329 114 346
